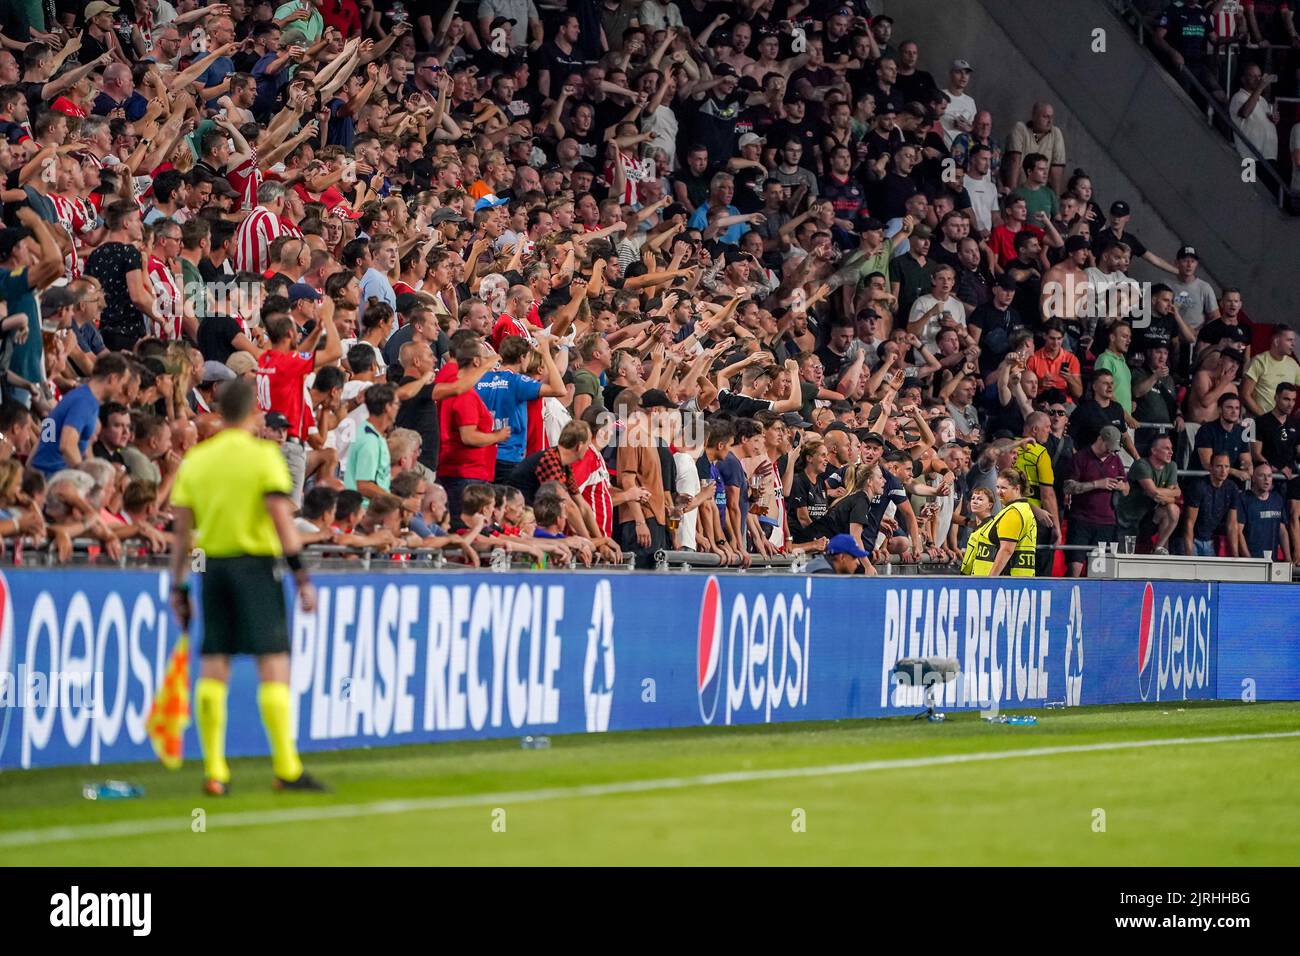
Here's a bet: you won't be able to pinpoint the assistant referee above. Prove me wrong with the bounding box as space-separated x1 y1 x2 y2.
169 380 326 795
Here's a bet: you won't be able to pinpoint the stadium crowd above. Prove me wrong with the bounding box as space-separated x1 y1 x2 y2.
0 0 1296 575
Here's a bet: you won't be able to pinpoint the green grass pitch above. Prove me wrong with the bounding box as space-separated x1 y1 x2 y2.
2 701 1298 865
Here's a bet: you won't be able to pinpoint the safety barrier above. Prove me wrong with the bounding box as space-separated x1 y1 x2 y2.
1 568 1297 770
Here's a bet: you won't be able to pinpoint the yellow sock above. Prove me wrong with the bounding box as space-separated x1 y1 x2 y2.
195 678 231 784
258 682 303 781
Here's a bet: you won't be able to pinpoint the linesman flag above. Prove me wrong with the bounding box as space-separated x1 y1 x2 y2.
146 633 191 769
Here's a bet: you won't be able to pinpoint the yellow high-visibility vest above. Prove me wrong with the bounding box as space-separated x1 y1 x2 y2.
964 499 1038 576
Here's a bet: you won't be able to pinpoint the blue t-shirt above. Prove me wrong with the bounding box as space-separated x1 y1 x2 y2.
0 268 42 385
1236 490 1285 558
359 267 396 312
1187 476 1236 540
475 369 542 464
31 384 100 475
198 57 236 108
715 452 749 540
327 97 355 151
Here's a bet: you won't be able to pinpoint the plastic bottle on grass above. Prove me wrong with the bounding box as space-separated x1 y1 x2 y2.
82 780 144 800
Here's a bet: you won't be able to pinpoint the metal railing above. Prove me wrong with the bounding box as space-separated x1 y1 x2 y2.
1109 0 1299 211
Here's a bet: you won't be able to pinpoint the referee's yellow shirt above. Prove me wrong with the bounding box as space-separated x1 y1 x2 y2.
171 427 292 558
1014 441 1054 509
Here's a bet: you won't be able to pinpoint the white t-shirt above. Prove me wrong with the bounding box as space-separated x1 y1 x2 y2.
1229 88 1278 161
674 450 701 551
941 90 977 147
964 171 1000 235
908 294 966 350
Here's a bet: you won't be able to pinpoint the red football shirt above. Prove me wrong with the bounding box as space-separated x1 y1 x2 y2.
490 313 538 352
436 361 497 479
257 349 315 439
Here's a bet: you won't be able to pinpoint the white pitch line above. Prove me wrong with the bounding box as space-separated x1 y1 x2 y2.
2 730 1298 851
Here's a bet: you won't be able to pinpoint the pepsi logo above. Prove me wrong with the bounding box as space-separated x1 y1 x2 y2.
1137 582 1155 700
697 577 723 724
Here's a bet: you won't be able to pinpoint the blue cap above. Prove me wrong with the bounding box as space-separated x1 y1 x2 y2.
826 533 869 558
288 282 322 303
473 193 509 211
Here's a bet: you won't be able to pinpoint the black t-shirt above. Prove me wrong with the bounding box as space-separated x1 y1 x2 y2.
1254 411 1299 472
806 490 873 541
1197 318 1252 352
671 166 715 209
395 376 439 471
768 118 820 169
1135 311 1179 357
84 242 146 340
787 470 829 541
1069 398 1127 447
717 390 773 418
870 171 923 221
1092 227 1147 260
196 314 242 363
968 304 1026 373
895 70 938 105
816 344 848 383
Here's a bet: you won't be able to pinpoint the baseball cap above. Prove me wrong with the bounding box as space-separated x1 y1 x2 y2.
1064 234 1091 254
288 282 323 303
826 533 869 558
857 216 885 232
1109 200 1131 217
856 308 881 323
1098 425 1122 452
1176 244 1199 260
264 411 291 431
781 411 813 430
662 202 689 221
226 352 258 376
0 227 31 261
201 360 237 384
911 223 933 241
860 431 886 446
473 193 510 211
951 59 974 72
489 16 517 29
738 132 765 149
429 208 467 225
713 63 738 77
210 178 240 199
85 1 119 17
640 388 676 409
993 273 1019 291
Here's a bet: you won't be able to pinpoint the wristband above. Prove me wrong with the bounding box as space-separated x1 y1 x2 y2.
286 552 304 573
171 580 190 593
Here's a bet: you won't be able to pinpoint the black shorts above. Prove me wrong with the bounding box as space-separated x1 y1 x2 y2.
1066 517 1118 550
200 556 290 657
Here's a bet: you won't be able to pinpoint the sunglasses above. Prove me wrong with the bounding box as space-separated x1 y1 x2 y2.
1049 409 1068 416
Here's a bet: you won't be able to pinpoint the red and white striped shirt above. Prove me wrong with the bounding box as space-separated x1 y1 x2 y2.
233 204 282 273
147 255 183 340
227 150 262 209
49 193 93 278
574 446 614 537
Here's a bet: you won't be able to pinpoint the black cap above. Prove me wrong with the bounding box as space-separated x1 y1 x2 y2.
781 411 813 429
860 431 886 446
265 411 290 430
640 388 676 409
572 161 596 175
1176 244 1199 260
1110 200 1131 217
1064 235 1090 254
993 273 1019 291
857 216 885 232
